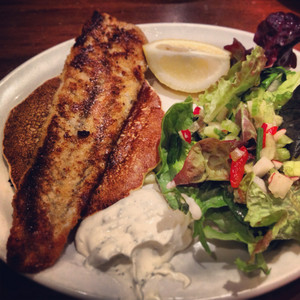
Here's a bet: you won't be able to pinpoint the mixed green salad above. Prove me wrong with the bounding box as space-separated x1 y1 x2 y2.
155 12 300 274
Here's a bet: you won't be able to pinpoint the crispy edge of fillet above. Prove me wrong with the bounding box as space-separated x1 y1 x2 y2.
2 77 61 189
6 11 147 273
87 80 164 215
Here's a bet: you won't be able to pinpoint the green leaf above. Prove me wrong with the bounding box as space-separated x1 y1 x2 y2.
245 179 300 241
156 97 194 211
203 209 257 245
235 254 270 274
245 68 300 127
197 46 267 123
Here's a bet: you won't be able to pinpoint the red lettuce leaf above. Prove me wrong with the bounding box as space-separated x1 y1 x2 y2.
172 138 235 186
254 12 300 68
235 104 257 143
224 38 252 65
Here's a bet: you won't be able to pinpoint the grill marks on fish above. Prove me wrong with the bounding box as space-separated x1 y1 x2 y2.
87 81 164 214
74 11 105 47
6 12 147 273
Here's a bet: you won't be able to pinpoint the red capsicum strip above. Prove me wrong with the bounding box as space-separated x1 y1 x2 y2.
261 123 268 148
230 146 249 188
261 123 278 147
267 126 278 135
181 129 192 143
193 106 201 115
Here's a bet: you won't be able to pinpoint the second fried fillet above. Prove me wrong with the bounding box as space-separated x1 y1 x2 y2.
3 77 61 188
87 80 164 215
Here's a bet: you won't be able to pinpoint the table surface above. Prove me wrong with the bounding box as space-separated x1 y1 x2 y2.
0 0 300 299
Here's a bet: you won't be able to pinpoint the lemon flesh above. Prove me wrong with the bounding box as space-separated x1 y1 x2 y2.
143 39 230 93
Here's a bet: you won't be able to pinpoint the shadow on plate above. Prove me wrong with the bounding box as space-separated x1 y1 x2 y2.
192 238 300 296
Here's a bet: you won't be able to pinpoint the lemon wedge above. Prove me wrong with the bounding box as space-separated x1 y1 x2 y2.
143 39 230 93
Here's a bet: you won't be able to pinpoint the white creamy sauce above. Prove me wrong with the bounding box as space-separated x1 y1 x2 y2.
181 193 202 220
75 184 193 300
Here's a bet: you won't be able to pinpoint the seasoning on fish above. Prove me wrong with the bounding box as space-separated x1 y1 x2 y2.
87 80 164 214
3 77 61 188
6 11 147 273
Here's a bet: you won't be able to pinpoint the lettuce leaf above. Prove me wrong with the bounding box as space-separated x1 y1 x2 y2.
156 97 194 211
172 138 234 186
179 182 227 253
235 254 269 274
245 179 300 242
266 70 300 110
235 103 257 142
196 46 267 123
245 68 300 127
254 12 300 68
193 185 269 274
224 38 252 66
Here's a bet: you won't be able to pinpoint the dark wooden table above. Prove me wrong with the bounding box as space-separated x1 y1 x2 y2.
1 0 300 299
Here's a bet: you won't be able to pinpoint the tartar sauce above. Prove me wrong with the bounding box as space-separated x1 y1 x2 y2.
75 184 193 299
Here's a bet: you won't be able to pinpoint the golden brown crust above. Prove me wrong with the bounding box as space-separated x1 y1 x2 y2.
2 77 61 188
6 11 147 273
4 78 163 219
87 81 164 215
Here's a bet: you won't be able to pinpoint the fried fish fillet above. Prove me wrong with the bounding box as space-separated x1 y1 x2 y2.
87 80 164 215
6 11 147 273
4 78 163 216
3 77 61 188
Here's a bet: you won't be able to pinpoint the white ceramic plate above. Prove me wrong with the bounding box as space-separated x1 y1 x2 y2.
1 23 300 300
